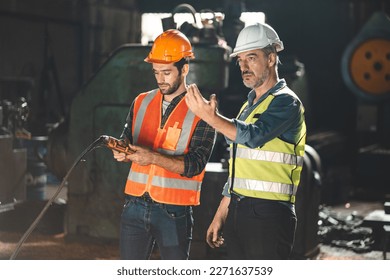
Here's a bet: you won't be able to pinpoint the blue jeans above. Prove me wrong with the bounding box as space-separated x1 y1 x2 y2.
120 194 193 260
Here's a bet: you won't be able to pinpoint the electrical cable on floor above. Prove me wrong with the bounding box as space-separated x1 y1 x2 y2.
9 135 112 260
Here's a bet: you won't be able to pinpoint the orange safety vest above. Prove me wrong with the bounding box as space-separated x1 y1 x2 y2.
124 89 205 205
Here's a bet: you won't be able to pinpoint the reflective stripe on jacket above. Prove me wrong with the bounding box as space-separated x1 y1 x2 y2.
125 89 205 205
229 88 306 203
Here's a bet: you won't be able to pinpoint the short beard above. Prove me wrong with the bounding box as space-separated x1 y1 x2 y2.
159 76 181 95
243 67 270 89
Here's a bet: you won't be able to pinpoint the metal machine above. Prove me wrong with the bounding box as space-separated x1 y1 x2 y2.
0 93 29 213
341 11 390 198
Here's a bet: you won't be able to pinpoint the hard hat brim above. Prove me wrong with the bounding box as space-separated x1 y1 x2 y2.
230 47 263 58
230 44 284 58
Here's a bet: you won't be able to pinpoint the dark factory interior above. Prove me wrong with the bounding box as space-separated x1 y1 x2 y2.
0 0 390 261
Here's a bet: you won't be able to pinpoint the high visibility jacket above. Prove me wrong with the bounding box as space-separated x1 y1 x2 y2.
124 89 205 205
230 88 306 203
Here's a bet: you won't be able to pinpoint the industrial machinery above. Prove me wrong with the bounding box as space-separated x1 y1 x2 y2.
341 11 390 199
342 11 390 102
0 77 52 213
0 95 29 213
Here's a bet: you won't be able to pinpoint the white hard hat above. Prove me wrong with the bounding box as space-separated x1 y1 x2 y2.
230 22 284 57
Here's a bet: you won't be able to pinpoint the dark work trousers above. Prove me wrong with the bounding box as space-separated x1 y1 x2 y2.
224 194 297 259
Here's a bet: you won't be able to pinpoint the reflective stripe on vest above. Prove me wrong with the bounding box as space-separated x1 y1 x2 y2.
230 88 306 203
125 89 204 205
229 177 298 201
128 170 201 191
132 90 156 144
235 148 304 166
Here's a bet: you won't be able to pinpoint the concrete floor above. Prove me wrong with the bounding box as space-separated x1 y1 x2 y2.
315 200 386 260
0 194 387 260
0 230 384 260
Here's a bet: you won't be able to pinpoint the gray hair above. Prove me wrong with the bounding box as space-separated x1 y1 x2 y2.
262 44 281 65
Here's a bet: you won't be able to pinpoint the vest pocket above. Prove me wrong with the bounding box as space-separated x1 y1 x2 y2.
162 122 181 150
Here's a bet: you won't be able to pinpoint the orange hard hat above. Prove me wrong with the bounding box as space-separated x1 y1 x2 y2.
144 29 195 63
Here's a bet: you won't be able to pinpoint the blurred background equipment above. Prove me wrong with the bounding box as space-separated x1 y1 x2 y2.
341 11 390 199
0 78 32 213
